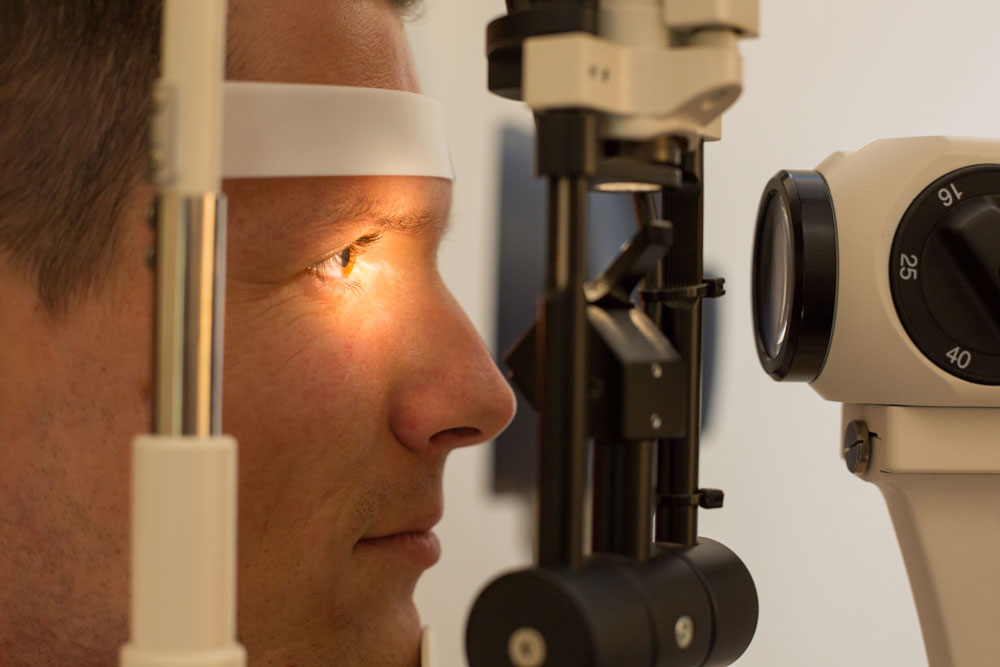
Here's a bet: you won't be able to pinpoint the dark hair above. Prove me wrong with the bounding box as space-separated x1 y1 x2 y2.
0 0 421 314
0 1 161 313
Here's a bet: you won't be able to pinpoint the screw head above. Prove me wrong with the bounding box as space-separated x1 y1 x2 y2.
650 413 662 430
651 363 663 379
843 419 871 474
508 627 546 667
675 615 695 650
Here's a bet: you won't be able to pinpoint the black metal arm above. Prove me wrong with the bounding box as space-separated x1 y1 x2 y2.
467 3 758 665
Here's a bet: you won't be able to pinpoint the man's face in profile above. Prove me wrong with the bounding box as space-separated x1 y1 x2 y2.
224 1 516 663
0 1 515 665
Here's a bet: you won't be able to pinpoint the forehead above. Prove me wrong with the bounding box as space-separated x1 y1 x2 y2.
223 0 449 249
227 0 418 92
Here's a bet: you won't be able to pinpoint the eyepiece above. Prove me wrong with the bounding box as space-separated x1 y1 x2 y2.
751 171 837 381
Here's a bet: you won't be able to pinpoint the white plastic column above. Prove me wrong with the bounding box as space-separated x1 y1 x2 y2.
121 1 244 665
153 0 225 193
845 404 1000 667
120 437 245 667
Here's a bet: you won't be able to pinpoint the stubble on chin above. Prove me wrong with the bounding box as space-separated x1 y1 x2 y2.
240 599 422 667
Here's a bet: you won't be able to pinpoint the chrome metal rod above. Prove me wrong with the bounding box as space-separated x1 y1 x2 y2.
154 193 227 436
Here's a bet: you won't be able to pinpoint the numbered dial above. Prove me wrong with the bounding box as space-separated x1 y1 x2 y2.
890 165 1000 384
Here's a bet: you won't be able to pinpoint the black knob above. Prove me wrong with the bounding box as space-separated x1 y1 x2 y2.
890 165 1000 384
921 196 1000 351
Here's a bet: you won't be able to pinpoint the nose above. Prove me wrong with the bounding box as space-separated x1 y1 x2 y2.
388 281 516 455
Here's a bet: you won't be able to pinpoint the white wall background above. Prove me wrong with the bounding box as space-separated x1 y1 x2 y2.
407 1 1000 665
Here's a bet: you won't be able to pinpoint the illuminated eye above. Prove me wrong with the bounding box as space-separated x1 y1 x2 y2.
334 245 357 278
311 232 381 283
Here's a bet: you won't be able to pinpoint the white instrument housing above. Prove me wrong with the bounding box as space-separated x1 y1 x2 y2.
806 137 1000 667
812 137 1000 407
522 0 758 143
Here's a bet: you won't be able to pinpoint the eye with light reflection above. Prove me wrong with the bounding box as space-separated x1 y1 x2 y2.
310 232 382 284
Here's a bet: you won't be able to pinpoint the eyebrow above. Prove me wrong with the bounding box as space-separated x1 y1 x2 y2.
313 191 449 237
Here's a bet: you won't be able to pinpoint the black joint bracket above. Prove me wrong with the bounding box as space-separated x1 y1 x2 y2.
535 110 600 177
698 488 725 509
659 488 725 510
640 277 726 306
585 220 674 308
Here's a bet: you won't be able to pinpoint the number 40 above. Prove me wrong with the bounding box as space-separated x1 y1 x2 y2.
947 346 972 369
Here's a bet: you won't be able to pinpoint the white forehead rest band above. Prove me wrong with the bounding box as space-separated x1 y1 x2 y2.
222 81 454 180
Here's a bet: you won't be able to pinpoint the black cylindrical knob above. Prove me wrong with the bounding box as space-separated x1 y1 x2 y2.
466 541 758 667
921 196 1000 352
677 540 759 666
890 166 1000 384
466 559 655 667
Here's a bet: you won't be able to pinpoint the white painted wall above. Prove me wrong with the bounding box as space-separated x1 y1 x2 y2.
407 1 1000 665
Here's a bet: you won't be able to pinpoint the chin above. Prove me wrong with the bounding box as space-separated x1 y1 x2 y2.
242 594 422 667
361 596 423 666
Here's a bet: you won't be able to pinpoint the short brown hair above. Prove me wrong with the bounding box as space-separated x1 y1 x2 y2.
0 0 421 314
0 1 161 312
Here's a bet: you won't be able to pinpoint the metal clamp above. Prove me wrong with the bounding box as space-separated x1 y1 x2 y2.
641 277 726 305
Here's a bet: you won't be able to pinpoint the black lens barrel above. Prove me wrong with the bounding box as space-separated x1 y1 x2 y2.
752 170 838 382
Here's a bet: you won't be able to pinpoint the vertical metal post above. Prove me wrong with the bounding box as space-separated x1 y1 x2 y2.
536 174 589 569
149 0 228 438
590 190 659 562
655 143 704 547
592 439 653 560
153 193 226 436
124 2 245 664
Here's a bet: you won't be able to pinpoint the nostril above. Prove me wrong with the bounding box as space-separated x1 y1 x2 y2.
430 426 481 447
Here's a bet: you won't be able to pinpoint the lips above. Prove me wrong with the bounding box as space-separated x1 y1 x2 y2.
356 530 442 568
356 509 443 568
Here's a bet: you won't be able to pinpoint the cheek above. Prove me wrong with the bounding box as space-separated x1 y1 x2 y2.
226 298 382 430
224 291 401 569
222 283 407 487
223 236 431 445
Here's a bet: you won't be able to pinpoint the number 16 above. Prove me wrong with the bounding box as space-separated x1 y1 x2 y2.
939 183 964 207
